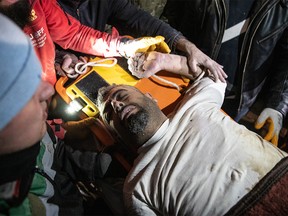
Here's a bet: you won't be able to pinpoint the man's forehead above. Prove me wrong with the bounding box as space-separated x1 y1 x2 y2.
105 85 136 96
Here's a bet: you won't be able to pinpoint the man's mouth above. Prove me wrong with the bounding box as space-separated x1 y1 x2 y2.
120 105 137 121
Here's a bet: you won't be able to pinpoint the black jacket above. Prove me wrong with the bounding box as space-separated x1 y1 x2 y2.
57 0 182 51
163 0 288 118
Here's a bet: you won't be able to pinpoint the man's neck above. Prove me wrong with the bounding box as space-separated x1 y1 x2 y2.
133 115 168 148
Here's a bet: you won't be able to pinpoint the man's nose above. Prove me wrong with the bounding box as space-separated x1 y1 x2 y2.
111 99 124 112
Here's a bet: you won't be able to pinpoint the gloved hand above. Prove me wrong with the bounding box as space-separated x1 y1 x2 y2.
119 36 171 58
255 108 283 146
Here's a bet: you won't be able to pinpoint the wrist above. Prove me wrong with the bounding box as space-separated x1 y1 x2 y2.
176 37 195 54
160 53 191 78
118 38 131 58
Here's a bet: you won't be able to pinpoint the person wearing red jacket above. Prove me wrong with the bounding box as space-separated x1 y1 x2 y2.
0 0 226 86
0 0 127 85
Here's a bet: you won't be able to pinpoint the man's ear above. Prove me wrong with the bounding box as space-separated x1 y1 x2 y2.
145 92 158 103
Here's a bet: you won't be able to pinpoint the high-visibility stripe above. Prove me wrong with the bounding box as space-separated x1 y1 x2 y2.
222 18 250 43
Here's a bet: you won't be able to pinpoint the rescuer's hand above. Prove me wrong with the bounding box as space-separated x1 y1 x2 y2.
128 51 217 82
62 117 98 140
175 37 227 82
119 36 170 58
255 108 283 146
55 51 88 79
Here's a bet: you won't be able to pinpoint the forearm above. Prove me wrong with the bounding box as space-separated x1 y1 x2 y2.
61 24 124 57
174 36 195 53
109 0 182 50
42 0 125 57
147 52 201 80
160 53 193 78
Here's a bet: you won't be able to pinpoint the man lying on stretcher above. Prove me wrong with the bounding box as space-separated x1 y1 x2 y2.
96 51 288 215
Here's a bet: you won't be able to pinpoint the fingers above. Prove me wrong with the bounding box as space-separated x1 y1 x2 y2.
263 119 279 146
61 54 75 74
219 67 228 82
55 62 67 77
203 62 226 82
255 117 276 144
128 52 162 78
192 64 226 82
188 58 227 82
186 46 227 82
83 116 98 126
271 135 278 146
255 108 283 146
60 54 88 78
209 68 219 82
128 52 147 78
62 117 97 130
255 115 266 129
270 121 281 146
210 61 227 82
263 119 274 141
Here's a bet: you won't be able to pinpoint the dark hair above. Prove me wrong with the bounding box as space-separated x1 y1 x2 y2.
96 84 143 113
96 84 115 108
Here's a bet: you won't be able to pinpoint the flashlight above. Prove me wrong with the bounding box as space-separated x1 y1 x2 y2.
67 97 87 113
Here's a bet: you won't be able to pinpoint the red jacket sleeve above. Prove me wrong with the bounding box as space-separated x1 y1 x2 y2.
39 0 123 57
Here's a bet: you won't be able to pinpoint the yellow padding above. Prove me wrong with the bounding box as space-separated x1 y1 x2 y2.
66 57 138 117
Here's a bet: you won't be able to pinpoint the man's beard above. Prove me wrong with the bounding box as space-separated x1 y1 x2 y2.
126 109 149 135
0 0 32 29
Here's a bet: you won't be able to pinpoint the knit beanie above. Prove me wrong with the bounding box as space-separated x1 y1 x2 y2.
0 14 42 130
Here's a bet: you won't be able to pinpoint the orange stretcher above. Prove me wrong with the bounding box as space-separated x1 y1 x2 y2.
55 56 189 171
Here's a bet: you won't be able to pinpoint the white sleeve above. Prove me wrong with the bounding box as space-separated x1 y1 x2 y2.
185 77 227 108
125 194 158 216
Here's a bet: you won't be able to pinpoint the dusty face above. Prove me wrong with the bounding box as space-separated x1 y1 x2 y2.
0 0 31 28
0 80 55 155
98 85 162 142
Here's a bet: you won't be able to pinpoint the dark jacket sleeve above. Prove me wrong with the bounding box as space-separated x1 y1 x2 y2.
58 0 183 50
53 138 112 182
108 0 183 49
266 28 288 118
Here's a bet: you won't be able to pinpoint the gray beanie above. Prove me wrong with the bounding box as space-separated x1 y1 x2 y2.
0 14 42 130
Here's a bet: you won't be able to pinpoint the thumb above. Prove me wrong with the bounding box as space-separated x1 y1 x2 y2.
189 62 199 73
255 110 269 129
263 118 274 141
271 135 278 146
255 108 283 145
142 60 160 78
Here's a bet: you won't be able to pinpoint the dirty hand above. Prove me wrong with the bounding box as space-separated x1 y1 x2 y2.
62 117 108 152
127 52 161 78
128 51 202 80
62 117 98 140
176 38 227 82
255 108 283 146
119 36 170 59
55 52 88 79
